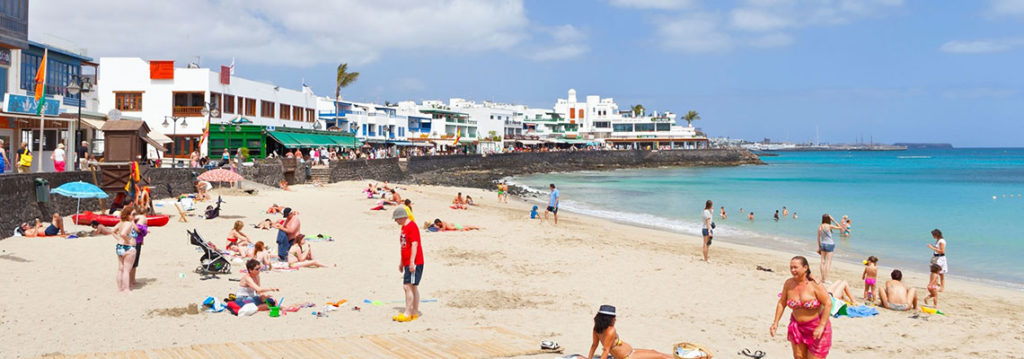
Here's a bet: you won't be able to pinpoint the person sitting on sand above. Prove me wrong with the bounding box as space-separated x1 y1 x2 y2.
252 241 273 270
587 305 672 359
288 234 327 268
195 180 212 201
425 218 480 232
381 189 402 205
465 195 475 206
238 259 279 310
254 218 273 230
451 192 467 209
278 179 291 191
879 269 918 311
226 220 253 256
266 203 285 214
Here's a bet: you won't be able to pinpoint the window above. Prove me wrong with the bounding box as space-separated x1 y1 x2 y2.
293 107 302 122
261 100 275 118
656 123 671 131
613 124 633 132
209 92 222 117
635 123 655 132
279 104 291 120
223 95 235 114
244 98 256 116
595 121 610 128
172 92 205 117
115 92 143 111
20 52 81 99
165 135 201 157
306 109 315 123
578 109 584 118
238 96 244 115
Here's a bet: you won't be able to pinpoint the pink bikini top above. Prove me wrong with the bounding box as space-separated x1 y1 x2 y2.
787 299 821 310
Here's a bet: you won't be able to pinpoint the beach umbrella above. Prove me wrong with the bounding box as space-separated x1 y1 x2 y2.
50 181 109 216
197 168 245 183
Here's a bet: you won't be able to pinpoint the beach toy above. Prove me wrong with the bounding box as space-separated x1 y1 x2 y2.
327 299 348 307
920 306 945 315
268 306 281 317
363 299 384 306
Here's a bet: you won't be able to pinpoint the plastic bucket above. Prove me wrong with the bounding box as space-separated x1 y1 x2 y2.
269 306 281 317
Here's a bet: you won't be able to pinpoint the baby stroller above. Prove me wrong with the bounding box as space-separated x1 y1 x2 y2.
188 229 231 276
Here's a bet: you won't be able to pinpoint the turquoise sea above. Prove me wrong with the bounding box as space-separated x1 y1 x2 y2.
512 148 1024 288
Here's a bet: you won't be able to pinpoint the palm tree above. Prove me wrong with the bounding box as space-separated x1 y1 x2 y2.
335 63 360 100
631 104 645 117
683 110 701 127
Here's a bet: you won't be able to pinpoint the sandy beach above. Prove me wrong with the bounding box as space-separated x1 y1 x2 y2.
1 180 1022 359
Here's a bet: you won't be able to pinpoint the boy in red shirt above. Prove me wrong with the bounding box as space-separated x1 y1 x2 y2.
393 208 423 322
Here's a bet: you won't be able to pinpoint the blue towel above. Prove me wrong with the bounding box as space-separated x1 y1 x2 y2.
842 305 879 318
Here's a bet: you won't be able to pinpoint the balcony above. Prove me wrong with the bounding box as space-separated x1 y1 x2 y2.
173 106 204 117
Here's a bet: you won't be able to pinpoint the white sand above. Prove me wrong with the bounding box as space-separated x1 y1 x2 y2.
1 180 1022 359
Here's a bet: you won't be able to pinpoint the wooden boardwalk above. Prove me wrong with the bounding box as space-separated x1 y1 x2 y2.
40 326 556 359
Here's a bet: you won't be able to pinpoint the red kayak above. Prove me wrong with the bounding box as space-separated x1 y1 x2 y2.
72 211 170 227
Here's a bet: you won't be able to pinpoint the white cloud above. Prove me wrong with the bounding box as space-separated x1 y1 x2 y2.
657 13 734 53
29 0 531 67
730 8 791 31
940 38 1024 53
524 25 590 61
609 0 696 10
988 0 1024 17
652 0 902 52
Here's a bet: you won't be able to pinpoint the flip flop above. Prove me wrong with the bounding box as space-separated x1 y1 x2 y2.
739 348 766 359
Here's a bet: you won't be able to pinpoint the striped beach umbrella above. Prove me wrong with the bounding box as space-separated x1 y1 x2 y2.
197 168 245 183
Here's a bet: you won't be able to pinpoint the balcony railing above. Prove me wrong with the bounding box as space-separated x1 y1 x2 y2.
173 105 204 117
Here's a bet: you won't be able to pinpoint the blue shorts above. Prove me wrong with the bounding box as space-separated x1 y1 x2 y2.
44 224 59 236
403 264 423 286
820 243 835 253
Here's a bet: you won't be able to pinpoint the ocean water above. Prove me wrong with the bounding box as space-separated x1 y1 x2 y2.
511 148 1024 288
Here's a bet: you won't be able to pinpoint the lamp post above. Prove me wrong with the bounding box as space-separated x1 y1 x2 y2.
162 116 187 168
201 102 220 159
66 75 92 170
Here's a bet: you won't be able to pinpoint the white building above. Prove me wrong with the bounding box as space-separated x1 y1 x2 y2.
396 100 477 149
96 57 320 160
318 99 409 145
551 88 707 149
448 98 515 152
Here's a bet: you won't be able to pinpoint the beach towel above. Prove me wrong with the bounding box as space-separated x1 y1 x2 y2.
306 234 334 242
840 305 879 318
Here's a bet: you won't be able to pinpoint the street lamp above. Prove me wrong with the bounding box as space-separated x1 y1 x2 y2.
162 116 187 167
201 102 220 157
66 75 93 170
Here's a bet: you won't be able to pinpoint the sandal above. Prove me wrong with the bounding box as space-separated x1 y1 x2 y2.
739 348 766 359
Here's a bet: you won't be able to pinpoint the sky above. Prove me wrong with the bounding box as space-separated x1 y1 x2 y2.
30 0 1024 147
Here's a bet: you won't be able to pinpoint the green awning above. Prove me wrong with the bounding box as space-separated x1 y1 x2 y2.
267 131 360 149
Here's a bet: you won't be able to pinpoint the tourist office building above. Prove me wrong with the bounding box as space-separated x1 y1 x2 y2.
95 58 358 162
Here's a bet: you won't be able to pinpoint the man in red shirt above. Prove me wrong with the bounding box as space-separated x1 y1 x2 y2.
393 207 423 322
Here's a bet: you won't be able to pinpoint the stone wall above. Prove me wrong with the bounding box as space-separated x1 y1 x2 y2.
0 167 196 236
406 149 759 176
329 158 404 182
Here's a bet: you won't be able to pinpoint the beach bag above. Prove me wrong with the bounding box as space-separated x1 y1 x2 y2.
18 148 31 167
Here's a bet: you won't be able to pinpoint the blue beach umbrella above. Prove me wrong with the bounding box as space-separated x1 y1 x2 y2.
50 181 109 216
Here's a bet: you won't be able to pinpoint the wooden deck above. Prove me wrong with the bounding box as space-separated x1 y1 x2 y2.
39 326 555 359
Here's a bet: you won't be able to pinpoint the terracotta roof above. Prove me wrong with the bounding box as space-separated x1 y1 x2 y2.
101 120 150 133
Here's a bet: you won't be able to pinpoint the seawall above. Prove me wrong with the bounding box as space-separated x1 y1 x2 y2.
0 149 760 234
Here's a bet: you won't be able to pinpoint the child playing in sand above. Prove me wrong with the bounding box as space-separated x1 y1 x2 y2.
252 241 273 270
227 220 253 256
530 205 539 219
862 256 878 302
924 264 942 308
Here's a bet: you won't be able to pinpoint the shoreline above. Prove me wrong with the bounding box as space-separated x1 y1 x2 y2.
1 180 1022 358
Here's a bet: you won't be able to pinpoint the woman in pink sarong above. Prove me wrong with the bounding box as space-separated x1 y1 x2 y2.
770 256 833 359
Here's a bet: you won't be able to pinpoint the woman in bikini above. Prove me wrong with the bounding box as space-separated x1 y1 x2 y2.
770 256 833 359
587 305 672 359
113 207 138 293
425 218 480 231
288 234 327 268
226 220 253 256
